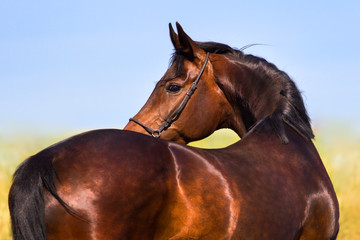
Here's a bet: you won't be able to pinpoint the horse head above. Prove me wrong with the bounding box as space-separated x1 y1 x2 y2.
124 23 235 143
125 23 314 144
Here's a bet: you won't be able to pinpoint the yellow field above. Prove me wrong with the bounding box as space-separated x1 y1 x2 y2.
1 127 359 239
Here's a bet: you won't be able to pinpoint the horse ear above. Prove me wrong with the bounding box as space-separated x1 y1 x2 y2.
175 22 195 60
168 22 203 61
169 23 181 50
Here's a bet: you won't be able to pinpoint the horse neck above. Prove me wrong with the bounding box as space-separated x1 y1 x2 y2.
213 55 284 138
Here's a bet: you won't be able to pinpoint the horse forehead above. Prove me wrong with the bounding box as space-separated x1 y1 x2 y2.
158 69 176 86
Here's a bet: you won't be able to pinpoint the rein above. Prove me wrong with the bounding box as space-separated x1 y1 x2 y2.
129 52 210 138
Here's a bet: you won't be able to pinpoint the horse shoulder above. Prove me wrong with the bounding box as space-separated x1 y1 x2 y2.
151 142 240 239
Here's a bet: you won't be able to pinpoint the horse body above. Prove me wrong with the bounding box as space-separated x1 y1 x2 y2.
11 122 337 239
9 22 339 239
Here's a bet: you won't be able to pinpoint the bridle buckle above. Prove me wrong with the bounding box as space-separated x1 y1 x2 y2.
151 130 161 138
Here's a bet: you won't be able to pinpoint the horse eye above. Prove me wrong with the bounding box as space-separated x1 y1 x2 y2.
166 84 182 93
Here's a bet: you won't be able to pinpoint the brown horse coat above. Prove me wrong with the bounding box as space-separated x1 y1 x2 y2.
9 22 339 240
34 122 337 239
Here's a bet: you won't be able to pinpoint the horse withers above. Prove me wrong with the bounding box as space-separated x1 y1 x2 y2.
9 23 339 240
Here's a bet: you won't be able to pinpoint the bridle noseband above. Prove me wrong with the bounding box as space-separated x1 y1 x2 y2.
129 52 210 138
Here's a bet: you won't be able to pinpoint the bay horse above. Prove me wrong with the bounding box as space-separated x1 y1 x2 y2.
9 23 339 240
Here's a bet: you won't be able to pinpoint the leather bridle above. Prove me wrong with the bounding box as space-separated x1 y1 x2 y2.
129 52 210 138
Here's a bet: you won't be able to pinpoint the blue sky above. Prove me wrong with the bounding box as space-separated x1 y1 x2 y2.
1 1 359 135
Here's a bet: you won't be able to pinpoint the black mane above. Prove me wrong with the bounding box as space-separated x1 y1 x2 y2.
171 41 314 142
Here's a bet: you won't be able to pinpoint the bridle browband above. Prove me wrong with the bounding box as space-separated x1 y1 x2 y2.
129 52 210 138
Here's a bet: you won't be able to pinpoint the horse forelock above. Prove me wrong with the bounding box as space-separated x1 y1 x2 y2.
170 41 314 141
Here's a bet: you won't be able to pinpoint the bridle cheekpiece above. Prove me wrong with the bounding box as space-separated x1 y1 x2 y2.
129 52 210 138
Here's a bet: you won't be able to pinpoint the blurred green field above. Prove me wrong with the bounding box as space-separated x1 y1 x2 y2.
1 126 359 239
